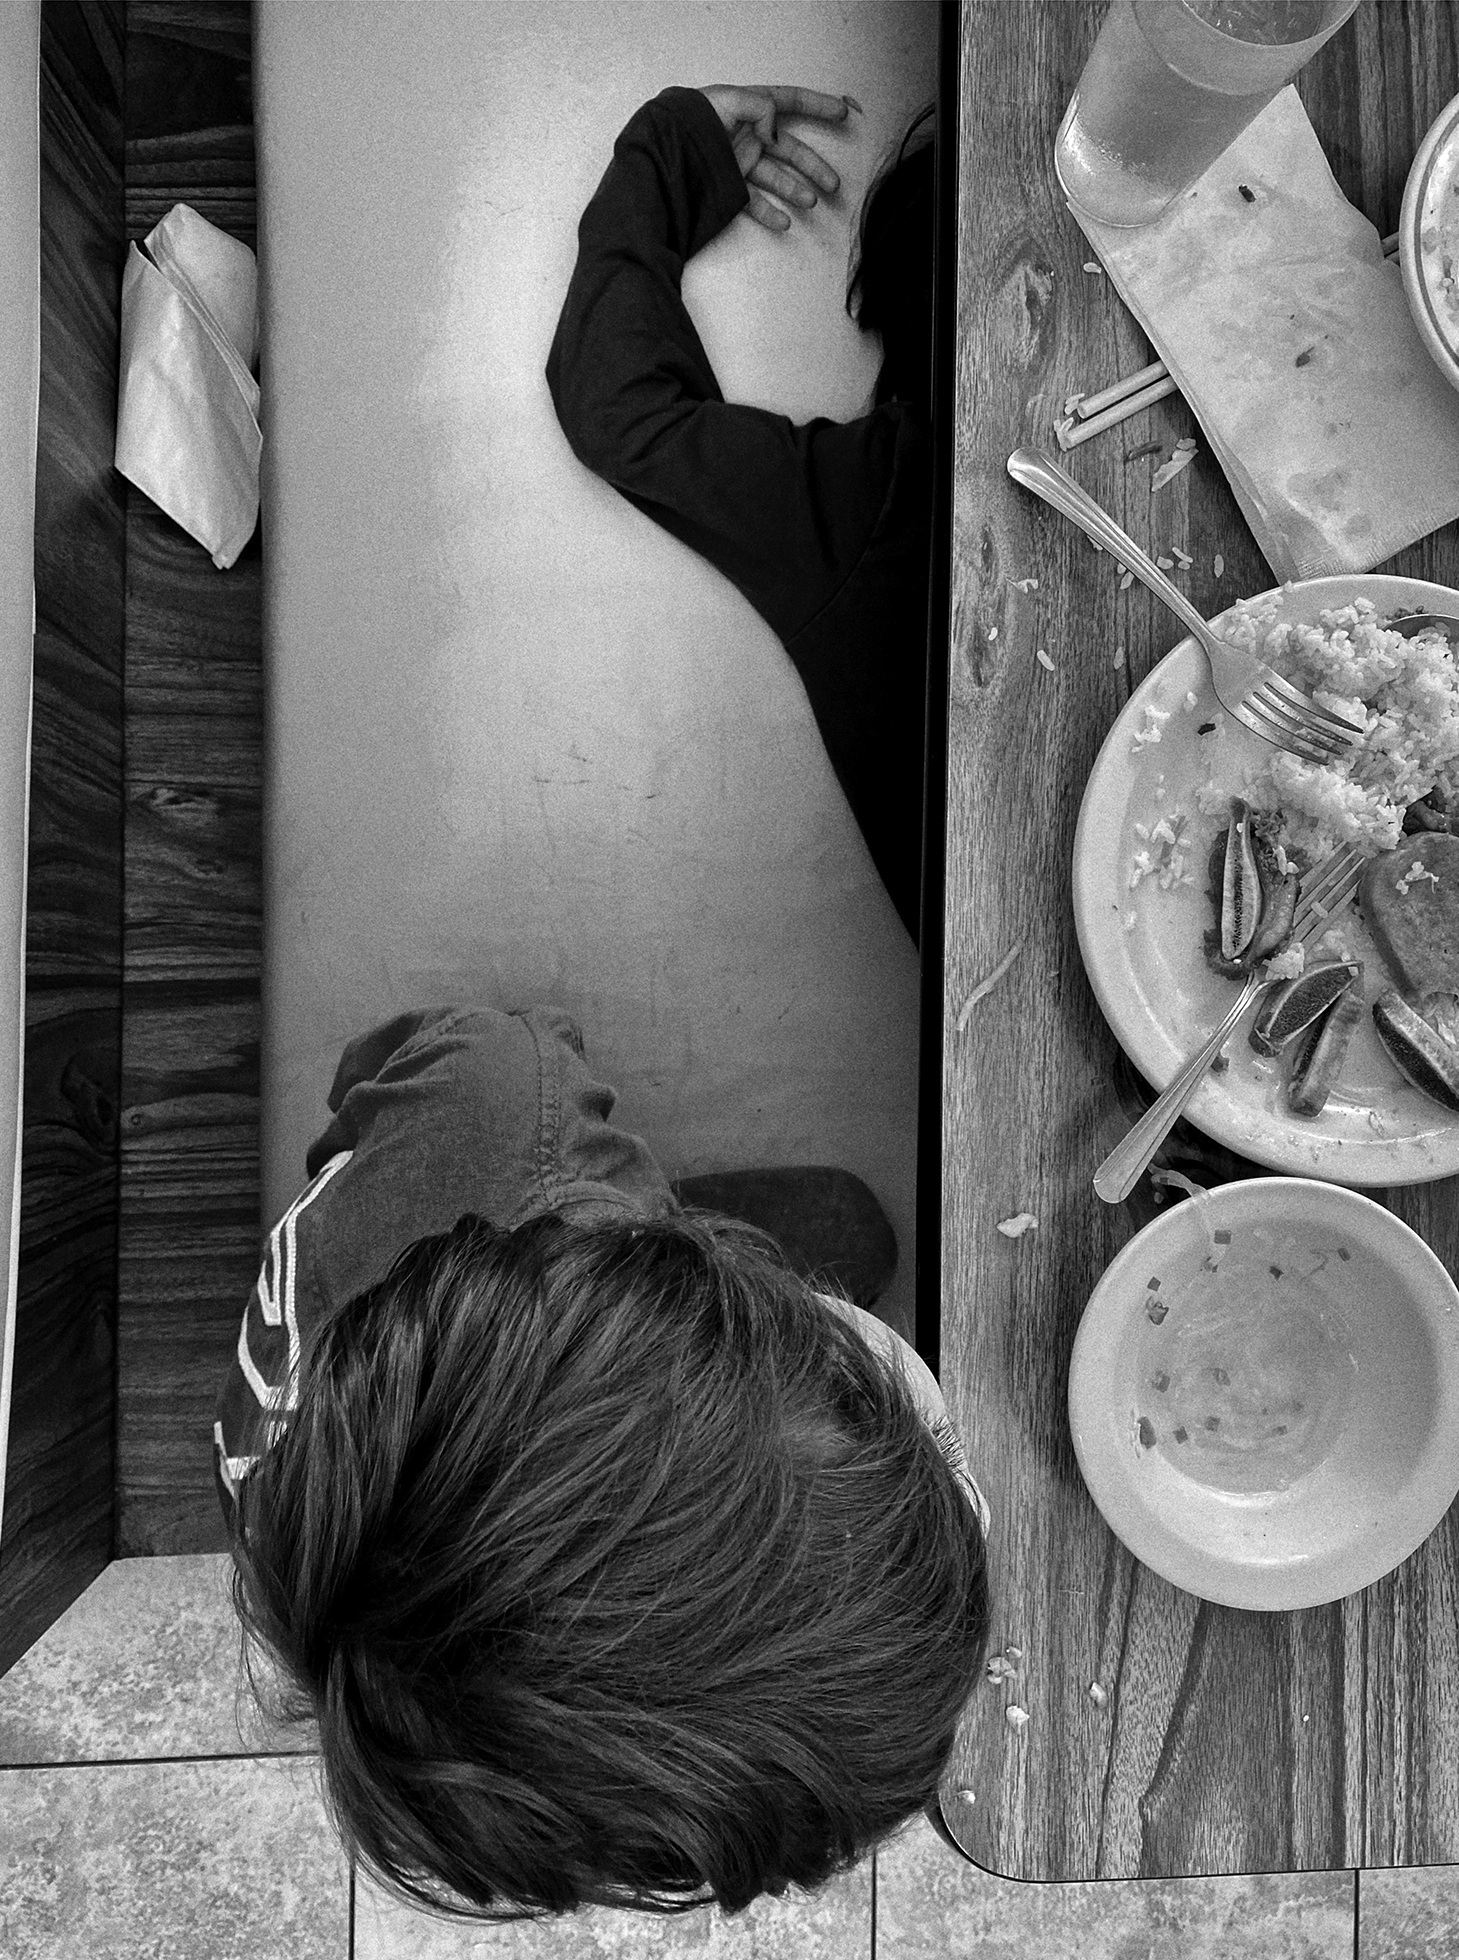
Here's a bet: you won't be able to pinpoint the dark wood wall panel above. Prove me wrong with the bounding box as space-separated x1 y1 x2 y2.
117 0 260 1555
1 0 127 1677
126 0 255 245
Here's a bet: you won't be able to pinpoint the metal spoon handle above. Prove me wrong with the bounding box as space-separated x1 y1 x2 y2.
1092 973 1262 1204
1006 447 1214 649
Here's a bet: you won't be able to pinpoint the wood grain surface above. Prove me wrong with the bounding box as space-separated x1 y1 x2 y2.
939 0 1459 1881
1 0 127 1679
116 0 260 1556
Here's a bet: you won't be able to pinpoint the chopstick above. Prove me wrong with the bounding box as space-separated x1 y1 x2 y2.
1075 359 1170 419
1057 229 1402 451
1062 372 1181 445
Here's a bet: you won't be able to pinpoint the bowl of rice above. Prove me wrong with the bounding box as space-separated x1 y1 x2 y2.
1069 1175 1459 1610
1400 90 1459 392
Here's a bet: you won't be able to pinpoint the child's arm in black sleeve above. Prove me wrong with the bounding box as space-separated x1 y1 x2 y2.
545 87 895 646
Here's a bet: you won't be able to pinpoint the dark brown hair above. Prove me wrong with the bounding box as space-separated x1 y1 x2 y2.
847 104 936 416
230 1208 987 1919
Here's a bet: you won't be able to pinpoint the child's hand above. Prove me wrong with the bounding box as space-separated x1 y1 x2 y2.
700 85 856 231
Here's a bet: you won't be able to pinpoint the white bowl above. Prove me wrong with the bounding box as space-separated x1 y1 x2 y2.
1400 90 1459 392
1069 1178 1459 1610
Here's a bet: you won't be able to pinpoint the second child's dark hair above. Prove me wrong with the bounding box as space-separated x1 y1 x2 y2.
847 103 936 418
230 1208 987 1920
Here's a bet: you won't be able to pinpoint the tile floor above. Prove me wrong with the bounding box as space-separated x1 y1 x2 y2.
1 1556 1455 1957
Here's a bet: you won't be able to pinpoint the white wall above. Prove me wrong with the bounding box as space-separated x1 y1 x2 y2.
0 0 39 1540
254 0 936 1330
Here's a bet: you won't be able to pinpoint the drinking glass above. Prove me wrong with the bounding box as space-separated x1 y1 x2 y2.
1054 0 1364 228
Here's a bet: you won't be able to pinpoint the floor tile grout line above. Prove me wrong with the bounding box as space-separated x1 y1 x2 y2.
0 1746 318 1773
1353 1867 1359 1960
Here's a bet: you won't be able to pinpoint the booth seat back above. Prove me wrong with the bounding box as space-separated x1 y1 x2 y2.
253 0 936 1332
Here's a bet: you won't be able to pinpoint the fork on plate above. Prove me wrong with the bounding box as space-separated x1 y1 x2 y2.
1006 448 1362 764
1092 845 1367 1204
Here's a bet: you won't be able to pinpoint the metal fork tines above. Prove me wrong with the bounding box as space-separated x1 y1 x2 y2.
1229 670 1365 765
1004 448 1365 765
1289 843 1365 939
1091 844 1366 1205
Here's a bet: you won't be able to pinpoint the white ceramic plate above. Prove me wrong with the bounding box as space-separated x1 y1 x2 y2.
1069 1178 1459 1610
1400 89 1459 393
1072 574 1459 1186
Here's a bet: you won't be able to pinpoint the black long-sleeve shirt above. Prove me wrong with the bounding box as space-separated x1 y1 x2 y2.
546 87 932 943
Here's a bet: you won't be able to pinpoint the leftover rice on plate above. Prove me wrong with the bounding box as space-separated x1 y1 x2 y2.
1216 595 1459 867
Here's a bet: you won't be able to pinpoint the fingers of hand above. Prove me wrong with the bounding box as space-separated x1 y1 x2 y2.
731 128 764 179
755 85 852 124
766 129 840 196
705 83 852 139
703 84 771 132
745 188 792 233
747 155 818 211
710 83 850 210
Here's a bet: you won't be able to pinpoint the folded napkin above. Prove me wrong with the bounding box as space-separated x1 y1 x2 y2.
1074 87 1459 582
114 203 261 570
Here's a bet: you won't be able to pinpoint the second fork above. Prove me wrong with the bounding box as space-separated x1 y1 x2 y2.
1092 845 1366 1204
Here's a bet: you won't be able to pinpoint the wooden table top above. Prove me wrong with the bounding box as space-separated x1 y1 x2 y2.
938 0 1459 1882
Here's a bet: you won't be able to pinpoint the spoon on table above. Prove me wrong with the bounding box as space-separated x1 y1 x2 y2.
1391 613 1459 640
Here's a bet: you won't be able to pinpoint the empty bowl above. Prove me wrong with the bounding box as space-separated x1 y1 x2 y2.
1068 1177 1459 1610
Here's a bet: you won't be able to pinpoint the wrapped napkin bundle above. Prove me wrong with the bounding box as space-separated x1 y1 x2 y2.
115 202 260 570
1075 88 1459 582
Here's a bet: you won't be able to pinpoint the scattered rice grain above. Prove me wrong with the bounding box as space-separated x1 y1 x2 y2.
1151 443 1198 490
955 942 1023 1030
1131 704 1171 752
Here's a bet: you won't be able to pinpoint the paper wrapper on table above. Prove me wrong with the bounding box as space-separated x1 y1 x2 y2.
1074 88 1459 583
114 203 261 571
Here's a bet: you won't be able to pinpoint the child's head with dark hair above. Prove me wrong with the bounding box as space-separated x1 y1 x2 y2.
848 104 936 420
230 1207 988 1921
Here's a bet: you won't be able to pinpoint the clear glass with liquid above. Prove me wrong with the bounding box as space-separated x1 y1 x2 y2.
1054 0 1363 228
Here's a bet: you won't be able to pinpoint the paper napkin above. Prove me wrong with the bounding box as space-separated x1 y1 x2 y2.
115 202 260 570
1074 87 1459 582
